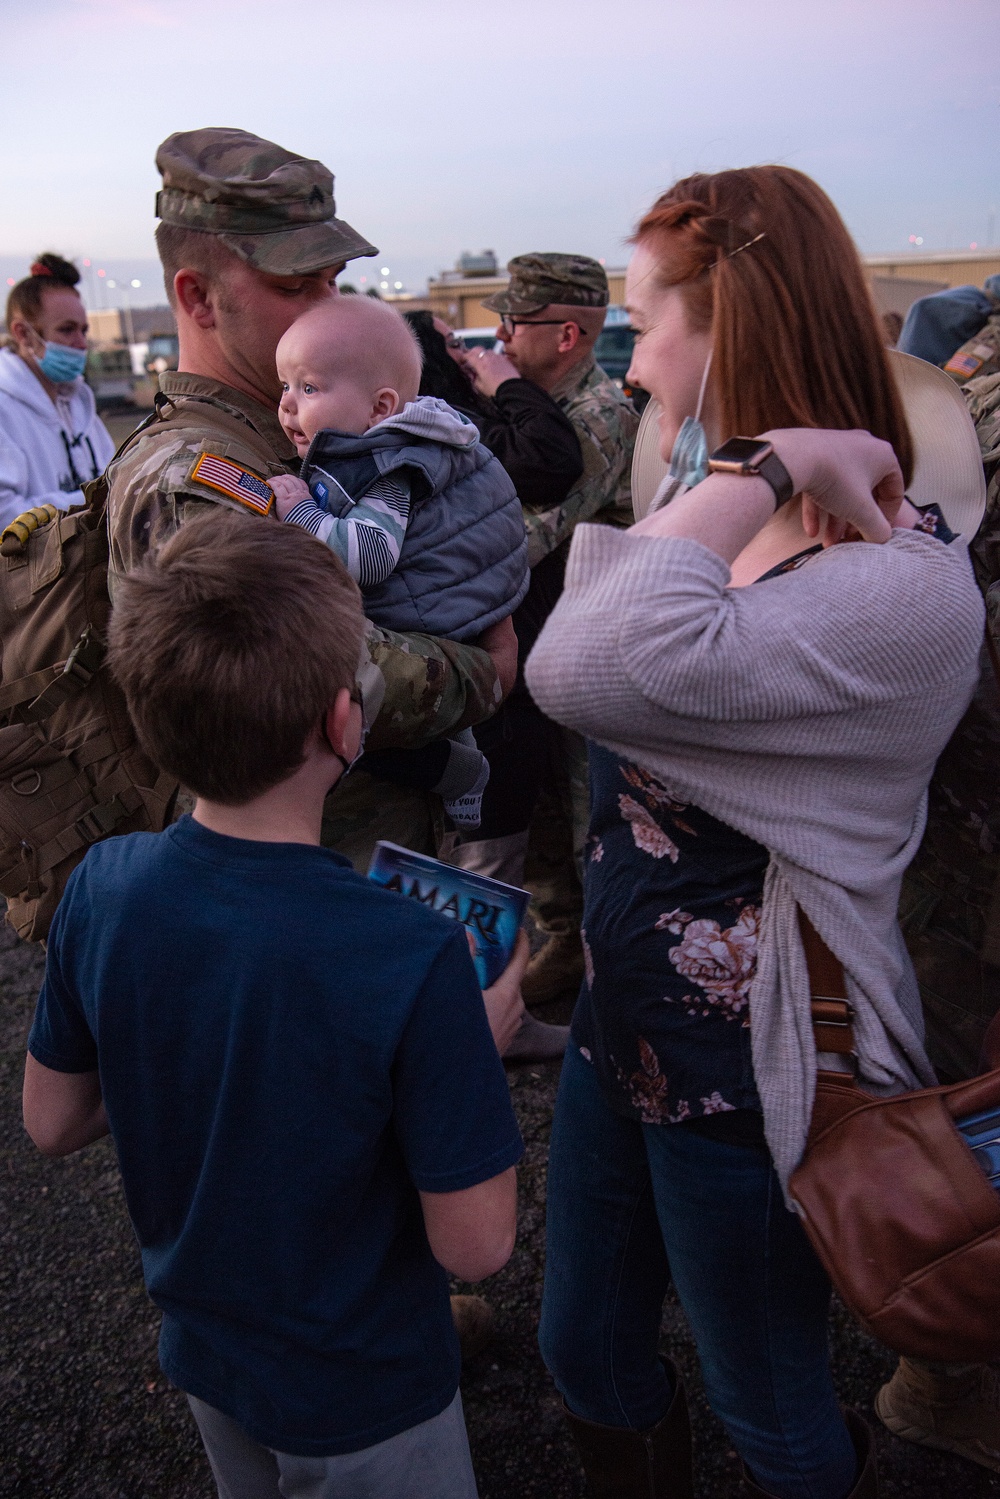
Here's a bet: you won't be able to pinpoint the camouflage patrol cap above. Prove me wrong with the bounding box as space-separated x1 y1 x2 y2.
155 128 377 275
482 253 609 315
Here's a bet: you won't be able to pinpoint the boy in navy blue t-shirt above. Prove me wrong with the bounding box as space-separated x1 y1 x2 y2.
23 510 524 1499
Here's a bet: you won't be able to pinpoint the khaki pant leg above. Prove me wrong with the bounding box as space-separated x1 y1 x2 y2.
321 773 441 874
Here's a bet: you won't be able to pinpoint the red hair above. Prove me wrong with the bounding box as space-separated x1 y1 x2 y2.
632 166 913 485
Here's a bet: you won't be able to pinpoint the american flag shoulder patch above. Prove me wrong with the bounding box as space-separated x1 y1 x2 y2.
189 453 275 516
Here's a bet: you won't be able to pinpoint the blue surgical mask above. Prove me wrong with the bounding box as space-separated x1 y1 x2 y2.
667 349 713 489
36 341 88 384
668 415 709 489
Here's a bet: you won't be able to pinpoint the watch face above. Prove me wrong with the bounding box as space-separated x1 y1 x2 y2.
710 437 770 466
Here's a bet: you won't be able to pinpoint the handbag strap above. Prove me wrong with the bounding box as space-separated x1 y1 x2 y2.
797 910 857 1058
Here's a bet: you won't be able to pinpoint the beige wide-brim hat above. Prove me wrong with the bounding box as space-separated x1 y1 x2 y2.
631 350 987 540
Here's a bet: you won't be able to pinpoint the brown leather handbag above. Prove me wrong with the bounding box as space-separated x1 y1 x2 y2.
788 913 1000 1362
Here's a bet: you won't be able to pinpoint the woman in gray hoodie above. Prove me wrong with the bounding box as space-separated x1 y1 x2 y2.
0 254 113 530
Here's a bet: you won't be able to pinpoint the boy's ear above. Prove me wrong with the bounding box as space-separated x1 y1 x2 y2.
371 386 401 423
324 686 356 761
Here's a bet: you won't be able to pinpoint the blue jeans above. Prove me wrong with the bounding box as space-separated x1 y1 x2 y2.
539 1047 858 1499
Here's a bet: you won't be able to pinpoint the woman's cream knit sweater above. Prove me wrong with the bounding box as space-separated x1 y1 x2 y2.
525 524 985 1192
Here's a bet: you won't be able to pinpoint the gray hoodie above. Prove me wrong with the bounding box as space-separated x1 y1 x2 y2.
0 347 114 529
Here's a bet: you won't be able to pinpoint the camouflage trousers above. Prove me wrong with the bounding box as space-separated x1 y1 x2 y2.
524 728 589 938
321 771 442 873
898 657 1000 1082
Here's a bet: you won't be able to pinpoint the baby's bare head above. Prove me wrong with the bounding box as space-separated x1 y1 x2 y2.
276 296 423 456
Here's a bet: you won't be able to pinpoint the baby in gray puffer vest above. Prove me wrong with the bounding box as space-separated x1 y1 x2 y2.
270 297 528 830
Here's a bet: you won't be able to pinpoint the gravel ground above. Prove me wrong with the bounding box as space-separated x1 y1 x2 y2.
3 922 998 1498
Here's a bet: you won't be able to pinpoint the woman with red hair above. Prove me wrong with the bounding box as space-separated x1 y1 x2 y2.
527 167 985 1498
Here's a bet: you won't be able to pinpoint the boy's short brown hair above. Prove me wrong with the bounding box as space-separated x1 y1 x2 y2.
109 509 366 804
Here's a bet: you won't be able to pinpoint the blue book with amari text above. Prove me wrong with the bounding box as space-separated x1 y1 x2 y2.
367 841 528 988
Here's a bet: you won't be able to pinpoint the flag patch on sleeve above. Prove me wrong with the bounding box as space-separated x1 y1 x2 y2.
189 453 275 515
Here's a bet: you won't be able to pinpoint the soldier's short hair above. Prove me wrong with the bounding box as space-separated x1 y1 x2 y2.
155 223 240 308
109 509 366 804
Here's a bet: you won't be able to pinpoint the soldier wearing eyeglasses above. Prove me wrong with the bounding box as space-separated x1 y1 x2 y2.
454 255 639 1015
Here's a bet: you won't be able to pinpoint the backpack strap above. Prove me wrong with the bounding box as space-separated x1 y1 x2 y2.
0 625 107 720
149 386 289 463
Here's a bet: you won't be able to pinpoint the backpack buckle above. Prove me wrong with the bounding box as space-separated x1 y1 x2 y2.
23 627 106 722
75 796 128 844
62 626 106 687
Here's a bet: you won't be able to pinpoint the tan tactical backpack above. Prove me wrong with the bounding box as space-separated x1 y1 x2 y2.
0 428 177 942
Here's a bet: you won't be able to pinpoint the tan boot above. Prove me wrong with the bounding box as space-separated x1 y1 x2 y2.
450 1294 494 1361
741 1410 876 1498
521 931 585 1005
562 1362 693 1499
876 1356 1000 1472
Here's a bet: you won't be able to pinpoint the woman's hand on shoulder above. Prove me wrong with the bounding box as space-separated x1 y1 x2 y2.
763 428 904 546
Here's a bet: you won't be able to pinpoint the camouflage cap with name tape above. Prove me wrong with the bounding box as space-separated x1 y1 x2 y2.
155 127 378 276
482 253 609 316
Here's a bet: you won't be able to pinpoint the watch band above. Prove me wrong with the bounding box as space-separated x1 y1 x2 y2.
756 451 795 510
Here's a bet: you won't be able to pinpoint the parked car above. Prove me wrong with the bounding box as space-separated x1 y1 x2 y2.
85 348 137 409
456 327 501 351
595 306 649 410
146 333 179 375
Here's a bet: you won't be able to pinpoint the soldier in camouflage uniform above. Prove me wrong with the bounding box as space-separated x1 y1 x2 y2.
453 256 638 1014
107 129 509 873
877 372 1000 1469
895 369 1000 1081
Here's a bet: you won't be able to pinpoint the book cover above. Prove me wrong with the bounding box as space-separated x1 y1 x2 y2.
367 841 529 988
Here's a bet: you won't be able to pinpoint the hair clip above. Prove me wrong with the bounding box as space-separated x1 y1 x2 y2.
717 232 766 264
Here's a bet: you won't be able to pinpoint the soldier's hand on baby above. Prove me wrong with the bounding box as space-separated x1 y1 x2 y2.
270 473 312 520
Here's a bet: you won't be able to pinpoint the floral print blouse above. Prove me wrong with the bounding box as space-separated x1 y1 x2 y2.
573 747 768 1125
572 506 955 1129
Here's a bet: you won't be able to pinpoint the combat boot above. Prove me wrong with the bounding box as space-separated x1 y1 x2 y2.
876 1356 1000 1472
741 1410 876 1498
562 1362 693 1498
521 930 586 1006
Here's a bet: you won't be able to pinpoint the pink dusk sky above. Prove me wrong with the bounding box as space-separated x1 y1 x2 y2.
1 0 996 303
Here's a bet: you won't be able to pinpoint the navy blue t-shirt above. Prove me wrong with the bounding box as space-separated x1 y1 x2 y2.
28 817 523 1456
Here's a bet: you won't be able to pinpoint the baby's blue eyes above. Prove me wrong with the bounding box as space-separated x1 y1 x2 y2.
303 384 316 395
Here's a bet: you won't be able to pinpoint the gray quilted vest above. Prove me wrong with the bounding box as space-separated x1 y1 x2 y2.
303 407 528 641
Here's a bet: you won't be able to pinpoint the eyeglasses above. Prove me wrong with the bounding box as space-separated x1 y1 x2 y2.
444 335 465 351
499 315 583 336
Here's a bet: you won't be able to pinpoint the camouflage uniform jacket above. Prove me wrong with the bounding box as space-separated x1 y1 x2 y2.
898 370 1000 1079
523 358 639 567
106 371 502 864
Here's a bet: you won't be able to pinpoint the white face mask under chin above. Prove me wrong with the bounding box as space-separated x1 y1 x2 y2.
667 349 713 489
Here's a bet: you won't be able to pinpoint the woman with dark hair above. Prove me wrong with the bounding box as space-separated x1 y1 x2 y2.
404 310 583 507
0 253 114 529
526 166 986 1497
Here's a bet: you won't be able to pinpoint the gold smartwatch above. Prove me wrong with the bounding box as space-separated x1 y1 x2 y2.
708 437 795 510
